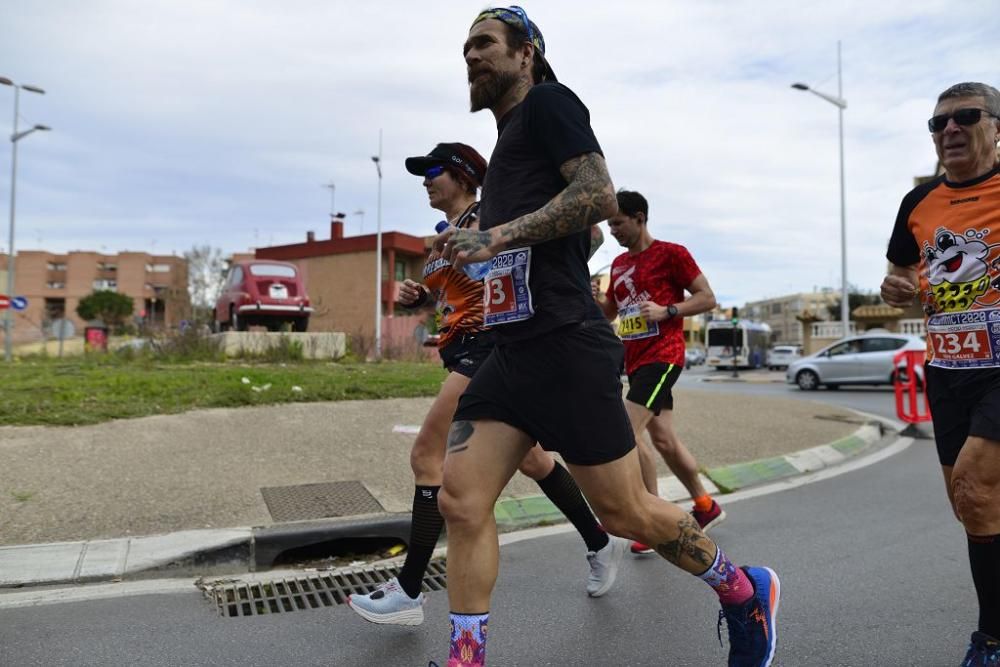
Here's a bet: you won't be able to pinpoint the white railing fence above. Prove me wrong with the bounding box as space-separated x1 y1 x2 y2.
810 321 857 339
897 318 925 335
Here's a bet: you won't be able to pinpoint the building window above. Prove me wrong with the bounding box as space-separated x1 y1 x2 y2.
46 262 66 271
145 263 171 273
395 260 408 282
46 281 66 289
44 298 66 320
771 302 782 314
97 262 117 272
93 279 117 291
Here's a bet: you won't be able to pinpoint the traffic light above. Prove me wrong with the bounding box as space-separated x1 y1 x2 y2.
731 306 739 326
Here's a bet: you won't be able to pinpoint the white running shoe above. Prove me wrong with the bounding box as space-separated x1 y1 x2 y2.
586 535 629 597
347 577 425 625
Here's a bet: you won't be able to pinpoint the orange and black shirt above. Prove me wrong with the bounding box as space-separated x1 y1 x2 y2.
887 164 1000 368
423 202 486 348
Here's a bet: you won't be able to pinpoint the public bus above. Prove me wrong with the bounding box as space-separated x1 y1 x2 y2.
706 320 772 370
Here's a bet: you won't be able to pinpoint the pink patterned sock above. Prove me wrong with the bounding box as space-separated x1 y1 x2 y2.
697 547 754 606
448 612 488 667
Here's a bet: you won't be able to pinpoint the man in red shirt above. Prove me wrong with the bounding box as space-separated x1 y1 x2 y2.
594 189 725 554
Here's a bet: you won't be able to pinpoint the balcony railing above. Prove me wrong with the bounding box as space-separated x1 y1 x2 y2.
898 318 926 336
811 321 857 339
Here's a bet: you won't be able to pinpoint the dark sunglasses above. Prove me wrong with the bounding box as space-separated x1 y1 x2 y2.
425 165 446 180
927 107 997 133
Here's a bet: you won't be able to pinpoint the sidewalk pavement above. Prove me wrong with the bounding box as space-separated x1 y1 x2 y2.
699 368 789 383
0 386 891 589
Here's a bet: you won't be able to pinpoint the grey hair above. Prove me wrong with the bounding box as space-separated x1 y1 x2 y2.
938 82 1000 116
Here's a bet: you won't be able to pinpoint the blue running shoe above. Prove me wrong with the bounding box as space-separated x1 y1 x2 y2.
962 631 1000 666
718 566 780 667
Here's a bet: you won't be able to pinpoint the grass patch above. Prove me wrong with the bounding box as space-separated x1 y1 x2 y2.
0 357 447 427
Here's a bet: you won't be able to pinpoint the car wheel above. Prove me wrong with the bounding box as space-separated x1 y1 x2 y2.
232 307 247 332
796 369 820 391
293 317 309 332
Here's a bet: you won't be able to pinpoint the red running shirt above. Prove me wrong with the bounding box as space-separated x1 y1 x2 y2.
606 240 702 374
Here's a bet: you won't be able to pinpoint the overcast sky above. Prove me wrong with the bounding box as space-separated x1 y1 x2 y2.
2 1 998 308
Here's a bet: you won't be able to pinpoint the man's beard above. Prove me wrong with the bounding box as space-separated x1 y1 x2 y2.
469 70 519 112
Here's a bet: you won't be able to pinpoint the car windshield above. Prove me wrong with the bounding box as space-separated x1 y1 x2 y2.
248 264 296 278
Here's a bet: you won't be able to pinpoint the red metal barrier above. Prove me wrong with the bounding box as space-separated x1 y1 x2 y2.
893 349 932 424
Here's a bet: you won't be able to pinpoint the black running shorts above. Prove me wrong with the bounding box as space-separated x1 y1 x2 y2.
439 331 494 379
626 362 683 416
453 319 635 466
926 365 1000 466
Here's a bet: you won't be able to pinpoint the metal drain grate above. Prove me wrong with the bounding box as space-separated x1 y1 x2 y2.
260 481 384 522
202 559 447 618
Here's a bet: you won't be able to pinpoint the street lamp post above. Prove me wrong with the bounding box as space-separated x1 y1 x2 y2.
1 76 49 362
371 130 383 360
792 40 849 338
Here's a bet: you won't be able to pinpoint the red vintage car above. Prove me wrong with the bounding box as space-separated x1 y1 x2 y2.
214 260 313 332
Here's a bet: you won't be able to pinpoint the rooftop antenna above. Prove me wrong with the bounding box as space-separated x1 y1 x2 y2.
322 182 336 220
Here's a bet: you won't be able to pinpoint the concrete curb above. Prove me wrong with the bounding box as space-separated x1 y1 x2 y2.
494 421 885 527
0 421 887 591
0 516 412 589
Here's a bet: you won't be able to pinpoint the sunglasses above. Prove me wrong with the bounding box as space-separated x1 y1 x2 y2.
927 107 997 133
425 165 446 180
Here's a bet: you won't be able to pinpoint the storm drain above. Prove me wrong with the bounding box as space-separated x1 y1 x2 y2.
260 481 384 522
202 559 448 618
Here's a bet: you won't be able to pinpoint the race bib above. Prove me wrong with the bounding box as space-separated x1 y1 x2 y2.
927 308 1000 369
483 248 534 326
617 303 659 340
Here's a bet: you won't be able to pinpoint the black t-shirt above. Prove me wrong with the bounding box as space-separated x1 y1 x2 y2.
478 82 606 343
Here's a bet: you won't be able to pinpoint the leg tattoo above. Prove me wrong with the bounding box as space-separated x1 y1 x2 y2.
447 420 475 454
654 514 716 570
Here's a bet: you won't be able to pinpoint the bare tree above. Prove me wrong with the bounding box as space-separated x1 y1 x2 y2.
184 245 227 322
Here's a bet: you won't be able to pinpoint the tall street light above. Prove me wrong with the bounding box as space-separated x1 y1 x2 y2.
792 40 849 338
1 76 50 362
371 129 383 360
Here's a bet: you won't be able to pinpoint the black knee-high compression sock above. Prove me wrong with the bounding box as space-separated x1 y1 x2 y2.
535 461 608 553
969 533 1000 639
397 485 445 599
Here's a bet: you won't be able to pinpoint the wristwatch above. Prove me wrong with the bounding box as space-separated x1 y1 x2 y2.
666 305 679 319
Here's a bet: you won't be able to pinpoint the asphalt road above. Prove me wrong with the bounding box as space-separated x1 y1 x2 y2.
681 365 904 423
0 422 969 666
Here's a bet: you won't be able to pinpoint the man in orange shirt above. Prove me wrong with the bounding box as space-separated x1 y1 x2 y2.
882 81 1000 665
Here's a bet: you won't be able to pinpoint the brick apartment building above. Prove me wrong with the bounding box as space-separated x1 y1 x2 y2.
743 290 840 345
0 251 190 344
255 216 429 346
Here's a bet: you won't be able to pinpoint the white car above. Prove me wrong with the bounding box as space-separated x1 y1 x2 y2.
767 345 802 370
786 332 925 391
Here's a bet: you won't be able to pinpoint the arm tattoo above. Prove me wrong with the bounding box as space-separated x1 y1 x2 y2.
654 514 716 569
588 224 605 260
446 420 475 454
450 229 493 257
493 152 617 251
